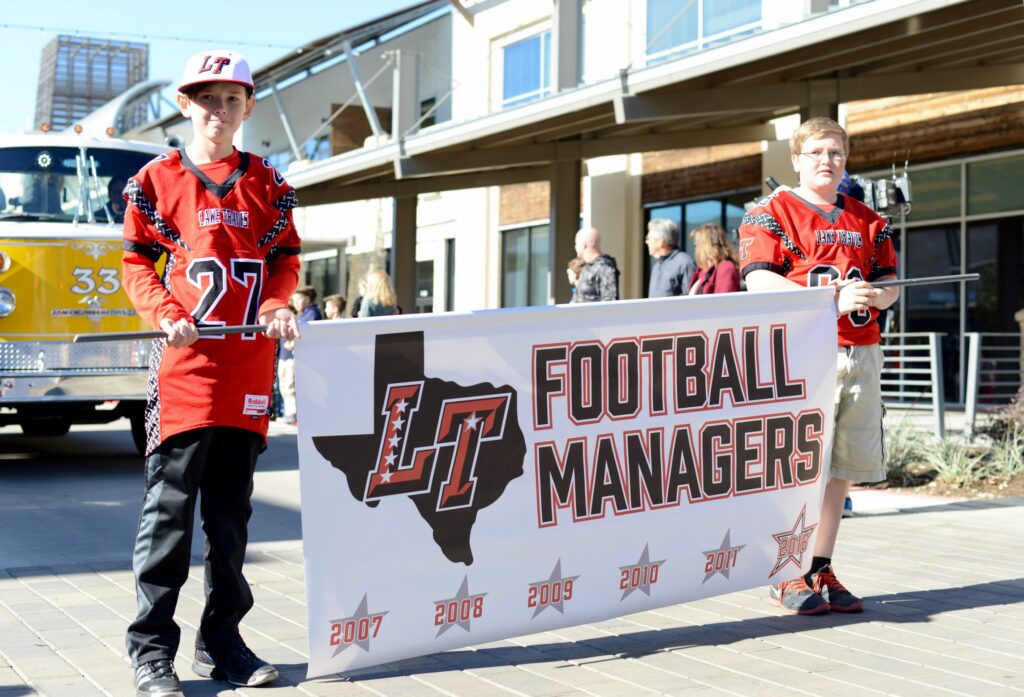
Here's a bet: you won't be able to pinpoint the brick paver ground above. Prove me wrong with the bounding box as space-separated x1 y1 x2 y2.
2 491 1021 696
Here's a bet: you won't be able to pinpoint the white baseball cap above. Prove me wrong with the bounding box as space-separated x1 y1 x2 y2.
178 50 254 92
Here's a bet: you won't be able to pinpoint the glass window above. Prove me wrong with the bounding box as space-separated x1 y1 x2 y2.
415 260 434 313
704 0 760 38
647 0 697 57
966 217 1024 333
502 32 551 108
0 145 155 224
502 223 550 307
906 165 960 221
967 154 1024 216
905 224 962 400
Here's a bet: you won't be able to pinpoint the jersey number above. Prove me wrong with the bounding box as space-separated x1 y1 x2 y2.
806 264 872 327
186 257 264 339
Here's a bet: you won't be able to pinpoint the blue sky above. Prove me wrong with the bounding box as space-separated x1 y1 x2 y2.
0 0 419 135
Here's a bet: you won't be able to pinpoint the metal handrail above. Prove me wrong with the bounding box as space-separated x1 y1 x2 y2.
965 332 1023 437
880 332 945 438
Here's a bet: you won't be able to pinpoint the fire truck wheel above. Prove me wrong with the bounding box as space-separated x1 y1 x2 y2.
21 419 72 437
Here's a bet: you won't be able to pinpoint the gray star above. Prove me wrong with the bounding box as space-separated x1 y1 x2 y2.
528 559 580 619
702 529 746 583
328 594 388 656
619 544 666 600
434 575 486 637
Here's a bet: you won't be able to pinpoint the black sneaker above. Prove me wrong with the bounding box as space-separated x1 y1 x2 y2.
769 576 830 614
135 658 183 697
193 644 278 687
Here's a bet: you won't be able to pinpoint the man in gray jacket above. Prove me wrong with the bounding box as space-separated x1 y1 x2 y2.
572 227 620 303
646 218 696 297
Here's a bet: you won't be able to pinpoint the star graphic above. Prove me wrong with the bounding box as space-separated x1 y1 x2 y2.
619 544 666 600
702 529 746 583
329 594 388 656
770 504 818 577
379 469 393 483
395 398 408 413
388 434 400 449
392 415 405 431
384 452 396 467
528 559 580 619
434 575 487 637
464 413 481 431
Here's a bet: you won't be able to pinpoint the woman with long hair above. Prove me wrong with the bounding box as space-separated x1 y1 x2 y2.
357 270 398 317
688 223 741 295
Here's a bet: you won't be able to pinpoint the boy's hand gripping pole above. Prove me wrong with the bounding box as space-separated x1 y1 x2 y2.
73 324 269 343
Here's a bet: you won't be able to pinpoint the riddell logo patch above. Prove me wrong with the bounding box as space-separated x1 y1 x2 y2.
314 332 527 565
243 394 269 416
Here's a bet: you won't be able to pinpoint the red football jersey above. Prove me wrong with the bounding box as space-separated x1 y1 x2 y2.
738 190 897 346
122 149 300 452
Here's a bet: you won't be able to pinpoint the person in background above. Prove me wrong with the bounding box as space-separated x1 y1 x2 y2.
572 227 619 303
278 287 322 426
349 275 368 318
358 270 398 317
646 218 696 298
323 294 346 320
688 223 741 295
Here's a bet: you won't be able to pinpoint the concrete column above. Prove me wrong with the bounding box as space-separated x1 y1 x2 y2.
392 50 420 141
549 159 581 304
551 0 581 92
391 195 418 313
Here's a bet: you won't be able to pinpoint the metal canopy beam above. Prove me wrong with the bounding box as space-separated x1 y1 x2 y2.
614 64 1024 124
300 165 551 205
395 124 775 178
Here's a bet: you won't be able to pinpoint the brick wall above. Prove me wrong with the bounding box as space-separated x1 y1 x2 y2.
639 88 1024 203
642 154 762 205
499 181 549 226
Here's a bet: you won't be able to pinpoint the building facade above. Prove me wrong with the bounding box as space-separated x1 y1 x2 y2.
35 36 149 132
132 0 1023 404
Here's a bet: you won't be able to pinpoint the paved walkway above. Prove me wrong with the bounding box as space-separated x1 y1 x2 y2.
1 426 1022 696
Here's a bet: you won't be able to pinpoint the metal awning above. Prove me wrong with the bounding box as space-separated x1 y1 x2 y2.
290 0 1024 204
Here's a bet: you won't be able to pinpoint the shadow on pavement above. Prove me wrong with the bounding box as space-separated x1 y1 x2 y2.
333 577 1024 681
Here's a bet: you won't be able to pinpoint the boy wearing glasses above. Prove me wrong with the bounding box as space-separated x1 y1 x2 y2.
739 117 899 615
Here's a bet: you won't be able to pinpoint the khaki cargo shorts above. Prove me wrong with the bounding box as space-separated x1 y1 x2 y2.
831 343 887 483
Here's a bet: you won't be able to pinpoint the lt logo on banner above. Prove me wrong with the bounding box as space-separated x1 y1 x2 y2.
314 332 527 565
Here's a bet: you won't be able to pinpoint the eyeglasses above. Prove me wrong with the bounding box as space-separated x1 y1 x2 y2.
799 150 846 163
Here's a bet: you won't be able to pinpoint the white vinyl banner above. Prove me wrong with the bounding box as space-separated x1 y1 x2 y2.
295 289 838 677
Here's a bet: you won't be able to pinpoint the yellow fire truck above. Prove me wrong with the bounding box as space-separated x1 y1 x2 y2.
0 131 166 452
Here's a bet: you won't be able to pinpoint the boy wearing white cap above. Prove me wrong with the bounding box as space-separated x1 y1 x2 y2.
122 50 301 696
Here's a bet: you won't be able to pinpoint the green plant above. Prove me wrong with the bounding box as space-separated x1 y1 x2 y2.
924 439 988 488
986 422 1024 479
884 421 928 484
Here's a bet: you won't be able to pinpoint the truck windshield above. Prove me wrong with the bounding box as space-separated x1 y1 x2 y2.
0 146 156 224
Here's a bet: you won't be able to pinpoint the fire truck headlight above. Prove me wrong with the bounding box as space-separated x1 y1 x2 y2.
0 288 15 317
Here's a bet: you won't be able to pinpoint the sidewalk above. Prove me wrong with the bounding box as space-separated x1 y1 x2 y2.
1 468 1022 695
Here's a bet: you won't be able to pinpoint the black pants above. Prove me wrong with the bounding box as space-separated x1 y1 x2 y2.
125 426 260 665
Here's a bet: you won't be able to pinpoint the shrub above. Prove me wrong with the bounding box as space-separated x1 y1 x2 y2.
884 421 928 484
979 386 1024 441
924 439 988 488
986 422 1024 479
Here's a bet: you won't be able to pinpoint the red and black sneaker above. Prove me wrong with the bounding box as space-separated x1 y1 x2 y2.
769 576 830 614
810 564 864 613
